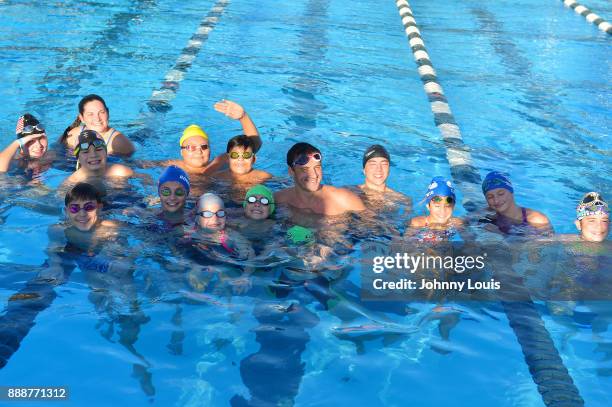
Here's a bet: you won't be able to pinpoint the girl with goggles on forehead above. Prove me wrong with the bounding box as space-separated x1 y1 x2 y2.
0 114 54 174
62 130 133 193
407 176 465 243
573 192 609 243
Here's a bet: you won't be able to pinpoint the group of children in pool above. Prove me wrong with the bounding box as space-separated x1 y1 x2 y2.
1 94 609 255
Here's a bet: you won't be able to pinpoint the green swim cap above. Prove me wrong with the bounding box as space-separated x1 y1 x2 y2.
244 184 275 215
286 225 315 245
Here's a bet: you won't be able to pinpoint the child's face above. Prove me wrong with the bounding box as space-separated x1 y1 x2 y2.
159 181 187 213
427 196 454 223
228 146 255 175
244 194 271 220
576 214 609 242
485 188 514 213
66 199 100 231
198 202 226 231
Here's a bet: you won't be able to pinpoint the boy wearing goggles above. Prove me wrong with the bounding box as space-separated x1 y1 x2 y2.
214 135 271 185
274 142 365 216
0 114 54 173
575 192 609 242
408 176 464 242
65 130 133 187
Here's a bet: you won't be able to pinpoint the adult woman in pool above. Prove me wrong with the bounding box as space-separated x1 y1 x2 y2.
0 114 54 173
481 171 551 235
61 94 135 156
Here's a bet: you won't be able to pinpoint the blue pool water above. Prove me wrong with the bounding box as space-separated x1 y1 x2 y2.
0 0 610 406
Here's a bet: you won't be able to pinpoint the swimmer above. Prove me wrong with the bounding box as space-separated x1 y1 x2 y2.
407 176 464 242
243 184 275 221
145 100 261 176
0 114 54 173
61 94 135 156
275 142 366 216
158 165 190 225
62 130 133 191
214 135 272 185
481 171 551 235
574 192 609 242
358 144 411 210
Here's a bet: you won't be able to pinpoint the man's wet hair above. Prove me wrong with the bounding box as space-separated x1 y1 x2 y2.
226 135 255 153
65 183 102 206
286 142 321 167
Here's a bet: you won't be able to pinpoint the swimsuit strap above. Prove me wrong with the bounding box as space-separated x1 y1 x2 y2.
521 207 528 224
103 129 117 146
219 230 235 254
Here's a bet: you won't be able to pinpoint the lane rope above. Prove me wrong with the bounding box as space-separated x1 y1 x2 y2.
394 2 585 406
394 0 482 212
561 0 612 34
146 0 231 113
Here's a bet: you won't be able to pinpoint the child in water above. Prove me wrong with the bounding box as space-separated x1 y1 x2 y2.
407 176 464 243
574 192 609 242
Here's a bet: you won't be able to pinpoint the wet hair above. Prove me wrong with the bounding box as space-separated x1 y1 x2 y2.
226 135 255 153
60 94 109 145
64 183 102 206
286 142 321 167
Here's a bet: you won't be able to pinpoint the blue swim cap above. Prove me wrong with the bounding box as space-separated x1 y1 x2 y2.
424 176 456 203
159 165 190 195
482 171 513 195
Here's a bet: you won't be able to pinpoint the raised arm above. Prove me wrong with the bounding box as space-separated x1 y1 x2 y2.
0 134 42 172
214 99 262 153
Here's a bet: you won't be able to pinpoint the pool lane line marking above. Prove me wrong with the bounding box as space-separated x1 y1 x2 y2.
562 0 612 34
394 0 482 212
395 3 585 407
146 0 230 113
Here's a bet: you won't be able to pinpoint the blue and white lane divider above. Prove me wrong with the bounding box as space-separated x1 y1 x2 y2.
147 0 230 112
394 2 585 407
562 0 612 34
394 0 482 212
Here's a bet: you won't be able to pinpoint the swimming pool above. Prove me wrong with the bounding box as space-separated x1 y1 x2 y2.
0 0 610 406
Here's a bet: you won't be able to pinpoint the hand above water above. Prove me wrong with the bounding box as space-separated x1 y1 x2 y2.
214 99 245 120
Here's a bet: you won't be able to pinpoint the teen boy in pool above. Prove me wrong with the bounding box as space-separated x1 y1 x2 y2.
0 114 54 173
213 135 272 185
358 144 411 210
481 171 551 235
275 142 366 216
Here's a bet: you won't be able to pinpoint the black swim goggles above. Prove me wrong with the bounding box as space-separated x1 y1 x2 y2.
581 192 606 206
20 124 45 136
246 196 270 205
197 210 226 218
291 152 322 167
74 139 106 156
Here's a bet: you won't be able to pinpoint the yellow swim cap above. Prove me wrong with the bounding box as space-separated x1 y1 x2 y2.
179 124 208 146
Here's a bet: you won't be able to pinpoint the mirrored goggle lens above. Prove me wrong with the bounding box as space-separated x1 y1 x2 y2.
432 196 454 204
292 152 322 167
582 193 606 205
21 124 45 135
183 144 209 152
230 151 253 159
161 188 186 197
198 210 226 218
68 202 97 213
247 196 269 205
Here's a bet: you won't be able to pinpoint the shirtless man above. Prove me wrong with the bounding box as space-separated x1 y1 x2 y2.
274 142 365 216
